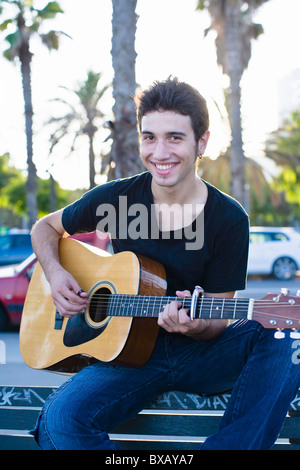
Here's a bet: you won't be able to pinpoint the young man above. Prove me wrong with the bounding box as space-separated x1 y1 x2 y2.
31 78 300 450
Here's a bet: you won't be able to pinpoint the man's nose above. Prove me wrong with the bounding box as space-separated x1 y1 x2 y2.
152 140 170 160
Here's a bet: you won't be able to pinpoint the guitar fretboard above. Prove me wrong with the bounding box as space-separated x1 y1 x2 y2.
105 294 252 321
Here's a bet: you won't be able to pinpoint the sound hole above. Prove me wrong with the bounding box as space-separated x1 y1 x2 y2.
89 287 111 324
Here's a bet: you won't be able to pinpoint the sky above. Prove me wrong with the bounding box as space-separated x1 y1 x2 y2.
1 0 300 190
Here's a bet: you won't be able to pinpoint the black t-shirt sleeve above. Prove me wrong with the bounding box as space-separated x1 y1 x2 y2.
201 215 249 293
62 195 96 235
61 173 149 236
61 183 113 235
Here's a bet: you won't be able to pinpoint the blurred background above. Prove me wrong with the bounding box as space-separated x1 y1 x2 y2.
1 0 300 230
0 0 300 387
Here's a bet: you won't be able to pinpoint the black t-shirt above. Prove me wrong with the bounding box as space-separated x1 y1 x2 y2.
62 172 249 295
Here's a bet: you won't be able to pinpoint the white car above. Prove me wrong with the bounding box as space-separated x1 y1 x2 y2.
247 227 300 280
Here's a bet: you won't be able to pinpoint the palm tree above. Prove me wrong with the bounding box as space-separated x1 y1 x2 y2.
110 0 144 178
197 0 270 206
265 109 300 168
47 71 110 189
0 0 65 228
199 151 288 224
265 109 300 211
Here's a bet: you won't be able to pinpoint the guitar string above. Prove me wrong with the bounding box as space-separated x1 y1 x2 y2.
86 295 298 316
86 293 297 307
85 293 295 302
86 295 297 307
87 303 298 321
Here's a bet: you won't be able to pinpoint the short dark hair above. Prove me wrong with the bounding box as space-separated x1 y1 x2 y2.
135 77 209 142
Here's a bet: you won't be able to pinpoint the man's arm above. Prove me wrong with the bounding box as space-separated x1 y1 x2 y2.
158 290 235 340
31 210 88 317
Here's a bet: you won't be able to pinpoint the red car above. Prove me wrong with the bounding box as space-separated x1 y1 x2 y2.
0 231 112 330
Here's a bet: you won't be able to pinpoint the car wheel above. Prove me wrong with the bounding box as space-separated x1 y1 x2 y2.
272 257 297 280
0 305 9 331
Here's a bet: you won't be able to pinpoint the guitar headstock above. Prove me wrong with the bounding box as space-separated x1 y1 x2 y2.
252 289 300 338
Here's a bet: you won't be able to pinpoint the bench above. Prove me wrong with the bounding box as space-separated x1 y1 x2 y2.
0 385 299 450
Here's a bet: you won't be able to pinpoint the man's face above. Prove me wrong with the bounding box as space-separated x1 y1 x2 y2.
139 110 209 189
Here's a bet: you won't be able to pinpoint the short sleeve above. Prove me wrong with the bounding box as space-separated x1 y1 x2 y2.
202 216 249 293
61 183 113 235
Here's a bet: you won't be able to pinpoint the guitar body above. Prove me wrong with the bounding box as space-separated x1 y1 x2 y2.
20 238 167 371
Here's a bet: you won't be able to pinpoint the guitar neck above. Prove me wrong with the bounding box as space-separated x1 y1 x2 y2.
106 294 254 321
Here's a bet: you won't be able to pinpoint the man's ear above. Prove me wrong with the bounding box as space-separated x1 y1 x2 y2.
197 130 210 156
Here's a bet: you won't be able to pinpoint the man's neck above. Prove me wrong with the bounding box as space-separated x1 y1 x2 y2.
151 177 208 232
151 176 207 206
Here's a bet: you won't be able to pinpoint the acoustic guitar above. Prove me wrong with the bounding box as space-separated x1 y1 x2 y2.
20 238 300 372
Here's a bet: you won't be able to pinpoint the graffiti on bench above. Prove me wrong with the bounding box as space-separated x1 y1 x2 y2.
149 390 300 412
0 387 55 407
1 386 300 412
149 391 232 411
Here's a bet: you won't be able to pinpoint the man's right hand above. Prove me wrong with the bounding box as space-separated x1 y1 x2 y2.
49 268 89 318
31 209 89 319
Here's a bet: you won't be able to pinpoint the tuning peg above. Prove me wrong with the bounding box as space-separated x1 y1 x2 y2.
274 330 285 339
281 288 290 296
290 331 300 339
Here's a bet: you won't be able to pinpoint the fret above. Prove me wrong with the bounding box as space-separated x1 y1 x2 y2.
132 294 139 318
222 299 235 319
156 297 163 317
197 297 211 318
235 299 250 320
141 296 150 317
157 296 167 317
197 295 204 319
233 298 237 319
209 298 214 318
106 294 116 317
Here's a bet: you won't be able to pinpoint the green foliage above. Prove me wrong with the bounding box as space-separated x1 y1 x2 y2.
199 150 295 226
36 1 63 19
0 0 65 61
0 153 76 220
265 109 300 223
0 153 26 215
36 177 71 217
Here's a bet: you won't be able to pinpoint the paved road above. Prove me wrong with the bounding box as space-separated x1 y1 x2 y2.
237 276 300 299
0 332 68 387
0 277 299 387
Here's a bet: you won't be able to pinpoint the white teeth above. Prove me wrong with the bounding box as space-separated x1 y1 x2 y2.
155 164 176 170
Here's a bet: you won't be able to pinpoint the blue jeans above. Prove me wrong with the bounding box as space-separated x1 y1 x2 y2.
32 320 300 450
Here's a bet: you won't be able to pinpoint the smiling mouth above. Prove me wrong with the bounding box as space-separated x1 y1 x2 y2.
153 163 177 171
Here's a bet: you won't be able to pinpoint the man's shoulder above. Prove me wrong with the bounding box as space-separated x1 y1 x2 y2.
204 181 249 223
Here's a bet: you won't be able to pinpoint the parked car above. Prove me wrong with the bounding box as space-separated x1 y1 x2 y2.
0 231 112 330
248 227 300 280
0 254 37 330
0 230 33 266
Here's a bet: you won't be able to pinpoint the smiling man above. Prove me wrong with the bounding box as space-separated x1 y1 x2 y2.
30 77 300 450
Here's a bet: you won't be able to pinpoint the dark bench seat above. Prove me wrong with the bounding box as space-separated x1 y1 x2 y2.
0 386 299 450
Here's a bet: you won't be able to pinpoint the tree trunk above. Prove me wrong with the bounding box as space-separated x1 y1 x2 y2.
88 132 96 189
223 1 246 206
226 77 245 206
19 38 38 227
49 173 57 213
110 0 143 179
